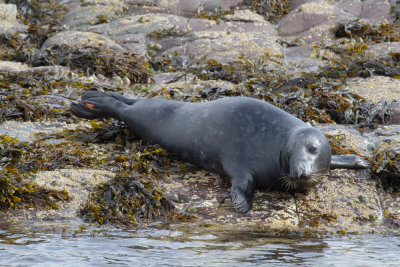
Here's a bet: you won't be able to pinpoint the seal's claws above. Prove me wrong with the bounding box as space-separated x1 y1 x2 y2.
231 191 252 213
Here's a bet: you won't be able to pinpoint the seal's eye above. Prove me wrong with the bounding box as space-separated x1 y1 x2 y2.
308 145 318 154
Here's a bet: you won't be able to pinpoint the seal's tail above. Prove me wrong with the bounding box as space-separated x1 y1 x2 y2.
70 90 134 120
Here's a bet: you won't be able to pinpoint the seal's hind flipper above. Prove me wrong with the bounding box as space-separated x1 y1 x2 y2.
109 92 136 105
70 91 124 120
70 101 104 119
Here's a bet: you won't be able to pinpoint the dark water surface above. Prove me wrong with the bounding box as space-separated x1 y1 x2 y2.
0 222 399 267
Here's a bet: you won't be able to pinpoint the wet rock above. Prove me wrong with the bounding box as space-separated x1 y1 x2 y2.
382 192 400 227
317 124 374 157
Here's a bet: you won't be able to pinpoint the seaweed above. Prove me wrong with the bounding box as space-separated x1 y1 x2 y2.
0 135 72 209
333 20 400 43
81 175 165 225
372 145 400 191
80 142 175 225
30 45 152 84
241 0 291 23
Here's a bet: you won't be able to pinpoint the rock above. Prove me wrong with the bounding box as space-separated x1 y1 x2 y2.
296 169 382 233
0 121 86 143
84 13 190 54
161 169 299 232
0 4 27 35
389 102 400 124
382 192 400 227
367 42 400 58
317 123 373 157
0 20 27 35
161 31 281 64
289 0 322 10
62 4 125 29
0 4 17 22
283 45 325 74
224 9 265 23
1 0 400 235
10 169 115 222
279 3 358 44
345 76 400 104
42 31 124 51
161 0 243 16
360 0 394 24
0 61 29 72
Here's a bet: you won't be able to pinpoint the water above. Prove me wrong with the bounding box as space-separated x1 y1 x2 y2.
0 222 399 267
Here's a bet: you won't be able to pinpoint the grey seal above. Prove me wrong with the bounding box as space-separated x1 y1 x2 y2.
70 91 332 212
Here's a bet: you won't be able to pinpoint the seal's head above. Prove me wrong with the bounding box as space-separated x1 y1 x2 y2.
281 127 331 192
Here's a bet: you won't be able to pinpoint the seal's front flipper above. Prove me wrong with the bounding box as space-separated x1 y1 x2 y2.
229 173 255 213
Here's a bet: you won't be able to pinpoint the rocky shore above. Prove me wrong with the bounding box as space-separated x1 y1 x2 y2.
1 0 400 236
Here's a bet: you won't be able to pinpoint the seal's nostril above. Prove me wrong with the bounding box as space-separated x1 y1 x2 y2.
299 173 308 179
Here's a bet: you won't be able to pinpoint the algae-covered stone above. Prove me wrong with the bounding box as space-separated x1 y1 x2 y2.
296 169 382 233
9 169 115 222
